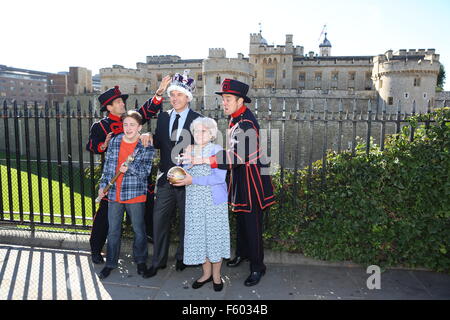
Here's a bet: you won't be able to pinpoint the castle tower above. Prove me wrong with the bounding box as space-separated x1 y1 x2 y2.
203 48 253 108
319 33 332 57
372 49 440 112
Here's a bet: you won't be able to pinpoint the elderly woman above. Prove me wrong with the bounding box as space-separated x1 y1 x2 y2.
171 117 229 292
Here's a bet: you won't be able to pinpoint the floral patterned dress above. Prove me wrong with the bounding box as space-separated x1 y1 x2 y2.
183 143 230 265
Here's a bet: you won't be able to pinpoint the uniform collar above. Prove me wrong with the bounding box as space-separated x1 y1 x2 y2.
231 105 247 119
108 113 121 122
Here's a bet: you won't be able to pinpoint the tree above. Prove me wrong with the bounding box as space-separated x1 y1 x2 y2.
437 64 446 90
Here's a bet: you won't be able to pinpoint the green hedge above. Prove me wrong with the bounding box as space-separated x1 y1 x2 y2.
265 108 450 273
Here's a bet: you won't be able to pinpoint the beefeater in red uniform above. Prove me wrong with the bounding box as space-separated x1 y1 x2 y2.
86 77 171 265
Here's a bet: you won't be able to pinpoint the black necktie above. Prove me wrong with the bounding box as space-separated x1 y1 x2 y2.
171 114 180 145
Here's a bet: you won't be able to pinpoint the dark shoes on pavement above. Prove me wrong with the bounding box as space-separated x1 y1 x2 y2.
192 275 224 292
226 256 248 268
91 253 104 264
137 263 147 276
98 267 113 280
143 264 167 278
144 259 184 278
176 259 186 271
192 275 213 289
213 278 224 292
244 270 265 287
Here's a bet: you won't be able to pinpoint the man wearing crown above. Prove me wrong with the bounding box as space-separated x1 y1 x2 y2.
86 77 171 266
143 70 203 278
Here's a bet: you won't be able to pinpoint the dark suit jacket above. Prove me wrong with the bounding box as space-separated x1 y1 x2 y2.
153 108 203 186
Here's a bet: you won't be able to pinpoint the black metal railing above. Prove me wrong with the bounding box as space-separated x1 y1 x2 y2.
0 97 445 231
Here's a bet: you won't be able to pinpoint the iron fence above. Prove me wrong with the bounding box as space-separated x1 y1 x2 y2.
0 97 444 231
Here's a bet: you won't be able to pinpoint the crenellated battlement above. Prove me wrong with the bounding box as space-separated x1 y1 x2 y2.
208 48 226 58
146 55 181 64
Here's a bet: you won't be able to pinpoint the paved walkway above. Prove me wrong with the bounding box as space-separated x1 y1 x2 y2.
1 243 449 300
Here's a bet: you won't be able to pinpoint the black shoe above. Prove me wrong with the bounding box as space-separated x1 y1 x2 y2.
91 253 104 264
137 263 147 275
142 265 166 278
244 271 265 287
192 275 213 289
99 267 113 280
146 235 153 244
176 259 186 271
226 256 248 268
213 278 224 292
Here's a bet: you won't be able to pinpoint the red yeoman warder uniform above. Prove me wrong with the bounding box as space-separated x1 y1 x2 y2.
209 79 275 278
86 86 163 261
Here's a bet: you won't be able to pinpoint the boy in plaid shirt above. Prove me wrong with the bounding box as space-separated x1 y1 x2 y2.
97 111 155 280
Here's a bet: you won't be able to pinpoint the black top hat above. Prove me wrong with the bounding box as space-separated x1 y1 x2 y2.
215 79 251 103
98 86 129 112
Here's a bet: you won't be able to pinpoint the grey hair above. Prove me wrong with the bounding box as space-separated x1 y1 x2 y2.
190 117 218 141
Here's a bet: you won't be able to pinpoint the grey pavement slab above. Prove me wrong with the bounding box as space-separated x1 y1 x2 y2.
1 243 450 300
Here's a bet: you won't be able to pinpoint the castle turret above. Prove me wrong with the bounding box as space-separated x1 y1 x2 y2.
203 48 253 108
372 49 440 112
319 33 332 57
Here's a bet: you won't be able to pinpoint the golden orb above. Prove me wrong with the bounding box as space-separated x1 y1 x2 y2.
167 166 187 184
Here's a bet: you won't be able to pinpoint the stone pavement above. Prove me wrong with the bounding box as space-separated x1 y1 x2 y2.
1 243 449 300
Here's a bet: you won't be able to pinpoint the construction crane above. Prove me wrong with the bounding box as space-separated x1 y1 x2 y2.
318 24 327 42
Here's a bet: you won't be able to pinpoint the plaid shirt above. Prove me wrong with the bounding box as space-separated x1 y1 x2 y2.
99 133 155 202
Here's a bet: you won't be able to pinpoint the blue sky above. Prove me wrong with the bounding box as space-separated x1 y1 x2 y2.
1 0 449 90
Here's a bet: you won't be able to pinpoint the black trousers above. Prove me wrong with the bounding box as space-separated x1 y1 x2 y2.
234 204 267 273
89 192 155 255
151 182 185 268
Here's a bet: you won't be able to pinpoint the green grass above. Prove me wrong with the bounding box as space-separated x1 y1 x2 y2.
0 152 98 229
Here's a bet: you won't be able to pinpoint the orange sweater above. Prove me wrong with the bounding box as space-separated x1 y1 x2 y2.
115 139 147 204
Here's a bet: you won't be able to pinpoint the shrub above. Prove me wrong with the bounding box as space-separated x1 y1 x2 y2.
265 108 450 273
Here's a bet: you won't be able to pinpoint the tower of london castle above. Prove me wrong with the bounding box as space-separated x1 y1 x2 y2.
100 32 443 113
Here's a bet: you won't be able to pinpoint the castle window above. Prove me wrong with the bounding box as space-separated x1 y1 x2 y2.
197 74 202 81
315 72 322 81
331 72 338 81
265 69 275 78
404 93 409 99
282 70 286 79
157 74 162 81
348 72 356 81
414 77 421 87
216 76 221 84
299 73 305 81
366 72 372 81
388 97 394 105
